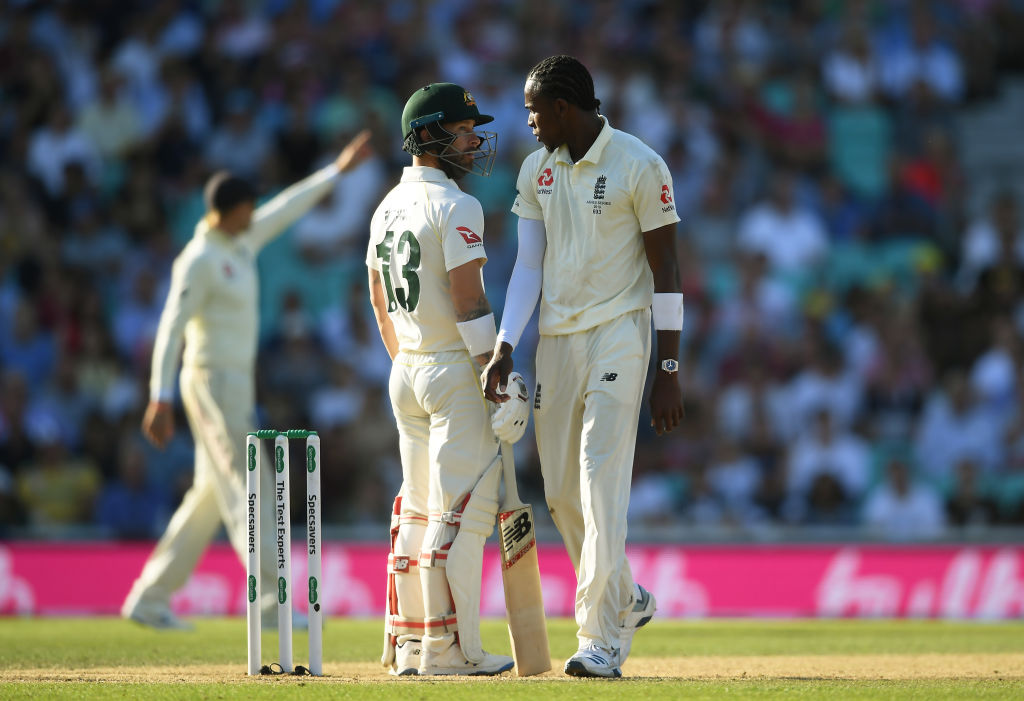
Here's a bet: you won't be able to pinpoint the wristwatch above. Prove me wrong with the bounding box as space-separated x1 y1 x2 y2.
660 359 679 373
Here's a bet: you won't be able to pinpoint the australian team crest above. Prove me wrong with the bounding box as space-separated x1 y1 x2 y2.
463 91 476 106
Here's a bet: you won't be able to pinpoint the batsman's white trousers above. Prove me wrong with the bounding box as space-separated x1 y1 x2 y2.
122 366 278 615
533 308 651 650
389 349 499 650
390 350 498 523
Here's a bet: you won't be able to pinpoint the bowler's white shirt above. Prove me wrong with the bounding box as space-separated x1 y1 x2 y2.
512 117 680 336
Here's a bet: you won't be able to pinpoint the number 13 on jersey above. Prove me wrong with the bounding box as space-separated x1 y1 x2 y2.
375 230 420 312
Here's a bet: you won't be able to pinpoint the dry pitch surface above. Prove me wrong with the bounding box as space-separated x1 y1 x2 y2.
5 653 1024 683
2 618 1022 699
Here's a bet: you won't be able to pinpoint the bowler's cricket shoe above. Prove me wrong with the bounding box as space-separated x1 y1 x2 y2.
389 639 422 676
618 583 656 667
124 605 194 631
563 643 622 678
419 643 513 676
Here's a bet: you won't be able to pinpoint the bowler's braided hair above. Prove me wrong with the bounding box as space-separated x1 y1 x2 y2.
526 55 601 111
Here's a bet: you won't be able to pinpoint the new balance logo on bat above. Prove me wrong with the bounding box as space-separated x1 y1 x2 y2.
502 512 532 551
600 373 618 382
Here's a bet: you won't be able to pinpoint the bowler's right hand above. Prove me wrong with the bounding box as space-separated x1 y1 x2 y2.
142 400 174 449
481 341 514 403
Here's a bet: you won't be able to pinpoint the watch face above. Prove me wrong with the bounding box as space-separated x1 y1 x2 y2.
661 359 678 372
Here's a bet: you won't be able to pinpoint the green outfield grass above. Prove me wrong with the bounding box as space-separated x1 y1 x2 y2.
1 617 1022 699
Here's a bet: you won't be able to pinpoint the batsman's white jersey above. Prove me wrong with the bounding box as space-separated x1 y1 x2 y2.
369 166 502 664
366 166 488 354
511 117 679 651
123 164 340 620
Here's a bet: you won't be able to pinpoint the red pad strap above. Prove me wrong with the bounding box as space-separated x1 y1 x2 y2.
418 547 451 568
386 614 458 636
424 615 459 634
386 614 428 637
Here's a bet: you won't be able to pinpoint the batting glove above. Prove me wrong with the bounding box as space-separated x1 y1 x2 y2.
491 372 530 443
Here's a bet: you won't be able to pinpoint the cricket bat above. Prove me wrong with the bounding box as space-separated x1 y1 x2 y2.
498 441 551 676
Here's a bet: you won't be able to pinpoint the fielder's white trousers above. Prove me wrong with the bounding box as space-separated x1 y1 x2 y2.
122 366 279 616
534 308 651 650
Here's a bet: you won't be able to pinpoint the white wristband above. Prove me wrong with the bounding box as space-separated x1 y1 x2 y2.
456 313 497 356
652 293 684 330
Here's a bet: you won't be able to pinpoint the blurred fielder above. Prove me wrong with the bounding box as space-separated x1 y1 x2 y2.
369 83 519 676
122 131 372 630
483 55 684 678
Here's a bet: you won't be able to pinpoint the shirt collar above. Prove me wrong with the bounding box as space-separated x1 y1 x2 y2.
196 218 236 246
555 115 613 166
400 165 456 184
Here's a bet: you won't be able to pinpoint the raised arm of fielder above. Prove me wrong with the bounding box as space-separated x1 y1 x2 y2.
480 216 546 402
142 130 372 448
644 222 684 435
245 130 373 252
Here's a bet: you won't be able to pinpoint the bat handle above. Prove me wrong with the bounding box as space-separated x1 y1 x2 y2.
499 441 525 510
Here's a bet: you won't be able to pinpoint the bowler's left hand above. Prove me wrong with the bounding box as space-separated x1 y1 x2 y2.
649 372 683 436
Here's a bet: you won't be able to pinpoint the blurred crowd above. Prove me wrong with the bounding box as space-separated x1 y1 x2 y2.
3 0 1024 541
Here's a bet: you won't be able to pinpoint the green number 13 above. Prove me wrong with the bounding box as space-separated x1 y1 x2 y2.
375 230 420 312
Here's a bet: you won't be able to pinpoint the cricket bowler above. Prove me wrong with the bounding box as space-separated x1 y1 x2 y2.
482 55 682 678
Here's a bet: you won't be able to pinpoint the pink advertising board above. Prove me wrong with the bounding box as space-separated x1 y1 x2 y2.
1 542 1023 618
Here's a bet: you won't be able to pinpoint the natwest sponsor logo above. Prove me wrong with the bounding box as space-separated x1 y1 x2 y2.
537 168 554 187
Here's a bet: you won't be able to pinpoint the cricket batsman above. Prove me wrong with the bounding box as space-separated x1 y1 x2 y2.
369 83 527 676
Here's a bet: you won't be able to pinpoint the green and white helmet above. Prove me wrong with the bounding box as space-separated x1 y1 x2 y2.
401 82 496 177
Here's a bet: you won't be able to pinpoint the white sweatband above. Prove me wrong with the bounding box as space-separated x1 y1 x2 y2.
652 293 684 330
457 313 497 356
496 218 546 349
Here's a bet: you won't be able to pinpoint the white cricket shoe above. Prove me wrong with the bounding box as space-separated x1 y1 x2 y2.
618 583 656 667
389 639 421 676
563 643 621 678
123 603 194 631
419 643 513 676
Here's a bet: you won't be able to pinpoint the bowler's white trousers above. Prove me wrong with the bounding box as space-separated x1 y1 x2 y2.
533 308 651 650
